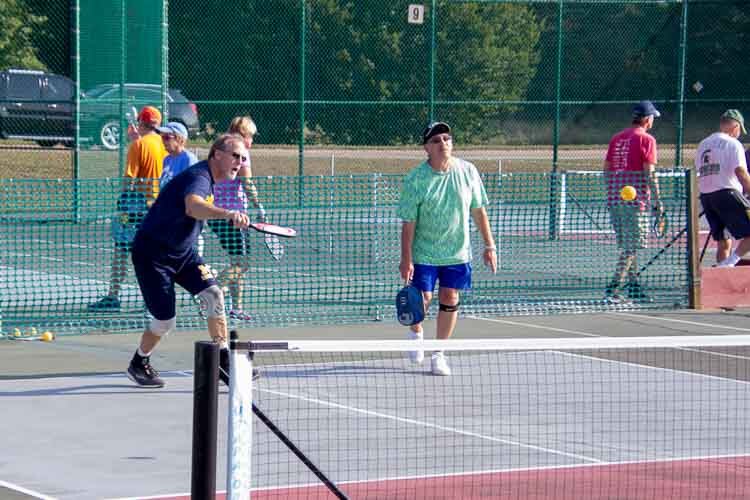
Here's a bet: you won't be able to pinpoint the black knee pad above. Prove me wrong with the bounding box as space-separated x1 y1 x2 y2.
439 302 460 313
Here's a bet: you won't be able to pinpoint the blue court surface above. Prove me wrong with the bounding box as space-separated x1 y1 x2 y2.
1 311 749 499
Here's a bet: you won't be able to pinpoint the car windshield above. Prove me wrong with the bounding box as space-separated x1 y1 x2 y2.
82 85 115 98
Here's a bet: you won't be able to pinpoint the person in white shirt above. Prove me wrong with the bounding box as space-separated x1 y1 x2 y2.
696 109 750 267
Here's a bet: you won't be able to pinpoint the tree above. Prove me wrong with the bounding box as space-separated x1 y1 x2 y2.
169 0 542 146
0 0 47 71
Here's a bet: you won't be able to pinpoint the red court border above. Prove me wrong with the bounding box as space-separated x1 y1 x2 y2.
154 455 750 500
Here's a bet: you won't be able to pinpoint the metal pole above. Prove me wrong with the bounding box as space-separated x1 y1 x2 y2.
686 168 701 308
191 341 219 500
548 0 564 240
674 0 689 167
298 0 306 206
429 0 437 121
71 0 81 221
162 0 169 116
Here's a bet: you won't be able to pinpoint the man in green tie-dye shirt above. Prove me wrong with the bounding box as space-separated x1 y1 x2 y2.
397 121 497 376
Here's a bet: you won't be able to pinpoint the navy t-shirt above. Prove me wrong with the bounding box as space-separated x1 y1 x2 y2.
136 160 215 256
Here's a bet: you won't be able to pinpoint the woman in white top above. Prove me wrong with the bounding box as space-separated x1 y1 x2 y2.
208 116 266 320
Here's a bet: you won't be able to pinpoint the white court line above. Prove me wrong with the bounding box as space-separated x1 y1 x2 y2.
610 311 750 333
466 315 600 337
259 387 602 464
0 479 56 500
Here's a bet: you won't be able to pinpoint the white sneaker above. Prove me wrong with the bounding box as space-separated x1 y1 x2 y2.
431 352 451 376
407 330 424 364
716 254 740 268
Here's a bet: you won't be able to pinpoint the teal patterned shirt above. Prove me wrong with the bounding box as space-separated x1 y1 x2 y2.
397 158 488 265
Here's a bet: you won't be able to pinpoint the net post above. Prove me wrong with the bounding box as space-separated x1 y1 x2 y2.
191 341 219 500
686 167 701 308
227 331 253 499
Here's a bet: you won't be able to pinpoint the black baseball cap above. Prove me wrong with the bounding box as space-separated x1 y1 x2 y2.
422 121 451 144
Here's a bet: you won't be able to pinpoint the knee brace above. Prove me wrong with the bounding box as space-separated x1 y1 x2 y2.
149 317 176 337
197 285 226 318
439 302 460 313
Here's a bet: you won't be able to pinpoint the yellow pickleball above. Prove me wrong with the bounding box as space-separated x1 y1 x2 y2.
620 185 637 201
41 331 55 342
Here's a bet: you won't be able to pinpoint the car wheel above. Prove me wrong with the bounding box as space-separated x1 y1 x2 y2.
99 120 120 150
37 140 58 148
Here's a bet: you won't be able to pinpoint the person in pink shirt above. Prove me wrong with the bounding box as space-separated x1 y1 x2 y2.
603 100 664 303
207 116 266 321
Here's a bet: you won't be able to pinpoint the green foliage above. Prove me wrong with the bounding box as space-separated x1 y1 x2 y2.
0 0 47 71
169 0 542 146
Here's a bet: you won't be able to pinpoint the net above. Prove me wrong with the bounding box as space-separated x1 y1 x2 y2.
0 170 693 337
200 335 750 499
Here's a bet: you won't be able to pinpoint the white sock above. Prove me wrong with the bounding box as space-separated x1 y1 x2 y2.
137 347 151 358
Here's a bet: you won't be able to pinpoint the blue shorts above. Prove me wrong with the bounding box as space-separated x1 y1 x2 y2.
131 234 218 320
412 263 472 292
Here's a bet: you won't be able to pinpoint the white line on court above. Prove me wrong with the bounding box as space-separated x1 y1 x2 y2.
259 387 602 464
0 479 56 500
610 311 750 333
465 315 600 337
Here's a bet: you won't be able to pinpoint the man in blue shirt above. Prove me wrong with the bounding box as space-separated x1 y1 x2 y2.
127 134 250 388
157 121 199 189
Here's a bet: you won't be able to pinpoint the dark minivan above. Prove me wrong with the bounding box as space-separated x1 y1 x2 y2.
0 69 200 150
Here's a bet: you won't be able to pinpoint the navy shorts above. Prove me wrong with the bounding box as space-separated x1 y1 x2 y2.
131 234 218 320
700 189 750 241
411 263 472 292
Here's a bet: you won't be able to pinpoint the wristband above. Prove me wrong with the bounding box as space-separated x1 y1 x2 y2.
485 246 496 251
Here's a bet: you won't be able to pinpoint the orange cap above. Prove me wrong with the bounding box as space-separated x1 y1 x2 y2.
138 106 162 126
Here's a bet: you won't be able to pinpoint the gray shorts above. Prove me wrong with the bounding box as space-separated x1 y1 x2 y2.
609 204 649 251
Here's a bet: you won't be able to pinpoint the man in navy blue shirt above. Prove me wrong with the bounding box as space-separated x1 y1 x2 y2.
127 134 251 388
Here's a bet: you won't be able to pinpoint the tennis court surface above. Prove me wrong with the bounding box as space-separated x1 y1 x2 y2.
1 310 749 499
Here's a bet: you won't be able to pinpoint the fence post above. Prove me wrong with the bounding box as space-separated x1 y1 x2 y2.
548 0 564 240
674 0 689 167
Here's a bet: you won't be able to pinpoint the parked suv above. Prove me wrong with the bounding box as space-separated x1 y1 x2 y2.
0 69 75 147
0 69 200 150
81 83 200 150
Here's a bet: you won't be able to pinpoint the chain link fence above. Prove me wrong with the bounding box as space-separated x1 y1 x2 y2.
0 0 748 179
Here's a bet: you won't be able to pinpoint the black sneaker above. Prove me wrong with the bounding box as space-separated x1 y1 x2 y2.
219 348 260 386
127 355 164 388
88 295 121 312
626 281 652 302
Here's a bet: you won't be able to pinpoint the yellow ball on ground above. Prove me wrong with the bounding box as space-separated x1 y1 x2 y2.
28 327 38 337
620 185 637 201
41 331 55 342
13 328 22 337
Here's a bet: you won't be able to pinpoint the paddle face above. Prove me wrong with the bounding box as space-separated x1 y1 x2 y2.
249 222 296 238
395 284 425 326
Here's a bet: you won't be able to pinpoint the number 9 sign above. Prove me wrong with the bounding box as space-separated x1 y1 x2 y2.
408 4 424 24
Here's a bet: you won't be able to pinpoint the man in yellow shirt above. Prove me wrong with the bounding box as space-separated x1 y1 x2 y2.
89 106 168 311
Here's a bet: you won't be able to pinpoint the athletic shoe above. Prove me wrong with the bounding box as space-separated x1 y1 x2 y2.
407 330 424 364
229 310 252 321
716 254 740 268
127 355 164 388
219 348 260 385
88 295 121 312
431 352 451 376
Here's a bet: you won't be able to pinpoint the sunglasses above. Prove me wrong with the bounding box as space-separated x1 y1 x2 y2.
428 134 452 144
229 151 248 163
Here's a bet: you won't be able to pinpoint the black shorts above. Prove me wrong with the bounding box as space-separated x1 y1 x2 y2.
131 234 217 320
700 189 750 241
208 219 247 256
